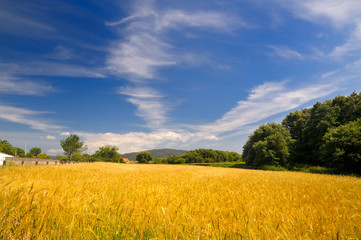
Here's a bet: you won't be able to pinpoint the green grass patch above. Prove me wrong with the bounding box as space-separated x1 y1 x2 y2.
190 162 246 168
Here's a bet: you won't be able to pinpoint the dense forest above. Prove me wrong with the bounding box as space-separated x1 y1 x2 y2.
243 91 361 174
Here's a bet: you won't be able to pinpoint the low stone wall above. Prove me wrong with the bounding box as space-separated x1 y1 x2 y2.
3 157 80 166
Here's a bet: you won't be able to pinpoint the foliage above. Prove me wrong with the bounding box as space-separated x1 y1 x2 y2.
60 134 87 160
122 149 187 161
166 155 185 164
37 153 51 159
282 91 361 170
298 166 330 174
29 147 42 157
56 155 68 161
153 158 168 164
136 151 152 163
0 140 27 157
0 139 13 155
320 118 361 174
261 165 289 171
14 148 25 157
181 149 242 163
71 153 84 162
93 145 121 163
243 122 294 167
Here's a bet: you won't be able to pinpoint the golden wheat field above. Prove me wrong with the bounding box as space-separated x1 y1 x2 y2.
0 163 360 239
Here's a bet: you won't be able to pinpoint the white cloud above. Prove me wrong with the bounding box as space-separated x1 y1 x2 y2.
76 130 196 154
45 135 56 140
0 73 53 96
118 86 168 128
0 104 65 132
270 45 303 59
276 0 361 62
106 5 241 80
199 81 338 135
330 22 361 58
155 10 245 31
0 2 55 35
60 132 71 136
47 149 63 155
276 0 361 27
107 34 176 79
75 80 339 154
106 2 244 128
46 45 74 61
0 61 105 78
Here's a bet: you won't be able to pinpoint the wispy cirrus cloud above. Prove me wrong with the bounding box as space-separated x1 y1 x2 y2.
0 104 65 132
270 45 303 59
106 4 243 80
0 0 55 36
276 0 361 59
107 1 244 126
77 79 339 154
0 61 105 79
118 86 168 128
198 81 338 135
276 0 361 27
329 22 361 58
0 73 54 96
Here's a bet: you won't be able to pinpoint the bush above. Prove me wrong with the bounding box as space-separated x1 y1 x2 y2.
243 122 294 168
136 151 152 163
261 165 288 171
320 119 361 174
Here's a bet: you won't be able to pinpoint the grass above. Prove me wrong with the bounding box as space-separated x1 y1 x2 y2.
1 163 360 239
190 161 246 168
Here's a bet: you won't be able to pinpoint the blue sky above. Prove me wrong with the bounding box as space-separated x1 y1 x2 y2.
1 0 361 155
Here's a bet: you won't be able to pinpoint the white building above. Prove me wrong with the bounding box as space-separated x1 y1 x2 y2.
0 152 14 165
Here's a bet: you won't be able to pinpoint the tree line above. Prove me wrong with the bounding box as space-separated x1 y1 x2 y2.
153 149 242 164
0 140 51 159
242 91 361 174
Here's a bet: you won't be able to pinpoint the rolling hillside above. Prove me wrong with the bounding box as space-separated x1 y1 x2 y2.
121 149 187 160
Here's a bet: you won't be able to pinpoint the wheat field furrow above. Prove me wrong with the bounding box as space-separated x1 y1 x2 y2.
0 163 360 239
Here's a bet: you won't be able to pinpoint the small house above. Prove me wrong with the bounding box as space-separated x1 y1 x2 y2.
0 152 14 166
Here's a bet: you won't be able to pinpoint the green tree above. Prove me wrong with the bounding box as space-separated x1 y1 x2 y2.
320 118 361 174
302 101 340 165
0 139 14 155
167 155 185 164
94 145 121 162
15 148 25 157
71 153 84 162
38 153 51 159
243 122 294 168
181 151 203 163
282 109 311 164
29 147 42 157
60 134 86 160
136 151 152 163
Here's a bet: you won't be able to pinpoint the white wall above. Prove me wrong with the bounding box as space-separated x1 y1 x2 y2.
0 153 14 165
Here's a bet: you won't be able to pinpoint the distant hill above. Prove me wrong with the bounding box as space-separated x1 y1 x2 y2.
121 149 187 161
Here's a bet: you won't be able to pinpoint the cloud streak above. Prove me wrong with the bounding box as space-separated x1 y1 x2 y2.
0 104 65 132
118 86 169 128
107 1 244 126
199 81 338 135
0 73 54 96
270 45 303 59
